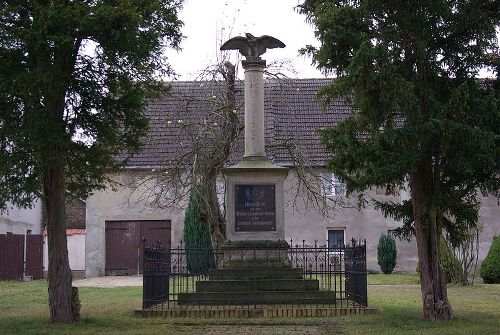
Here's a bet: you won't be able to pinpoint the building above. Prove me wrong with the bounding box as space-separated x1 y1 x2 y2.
85 78 500 277
0 200 43 236
0 195 86 279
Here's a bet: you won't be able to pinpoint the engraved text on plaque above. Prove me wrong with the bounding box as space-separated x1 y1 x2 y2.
235 184 276 232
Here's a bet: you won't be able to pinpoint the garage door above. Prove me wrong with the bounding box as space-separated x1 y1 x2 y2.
105 220 171 275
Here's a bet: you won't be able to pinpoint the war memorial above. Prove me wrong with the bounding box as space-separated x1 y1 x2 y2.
134 34 369 318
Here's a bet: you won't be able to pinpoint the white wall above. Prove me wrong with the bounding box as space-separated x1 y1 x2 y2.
85 170 500 276
85 172 185 277
44 233 86 272
0 199 42 235
283 171 419 272
477 195 500 260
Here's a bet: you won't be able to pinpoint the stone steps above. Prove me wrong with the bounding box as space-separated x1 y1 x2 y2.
208 267 303 280
196 278 319 292
178 290 337 305
221 259 290 268
179 249 336 306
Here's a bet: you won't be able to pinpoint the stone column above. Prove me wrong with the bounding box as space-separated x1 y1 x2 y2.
223 59 288 243
242 60 266 159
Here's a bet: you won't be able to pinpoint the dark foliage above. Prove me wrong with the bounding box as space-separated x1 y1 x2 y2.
183 186 215 274
298 0 499 320
439 238 464 284
417 238 463 284
377 232 397 274
480 236 500 284
0 0 183 322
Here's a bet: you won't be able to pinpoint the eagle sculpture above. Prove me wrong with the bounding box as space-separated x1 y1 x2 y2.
220 33 285 60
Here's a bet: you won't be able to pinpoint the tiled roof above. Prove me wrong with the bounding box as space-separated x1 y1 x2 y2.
123 78 356 168
43 229 86 236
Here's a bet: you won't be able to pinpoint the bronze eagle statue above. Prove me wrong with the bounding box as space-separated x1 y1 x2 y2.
220 33 285 60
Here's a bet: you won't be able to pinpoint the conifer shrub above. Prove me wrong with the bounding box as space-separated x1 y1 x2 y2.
439 238 463 284
183 186 215 274
377 232 397 274
416 238 464 284
480 236 500 284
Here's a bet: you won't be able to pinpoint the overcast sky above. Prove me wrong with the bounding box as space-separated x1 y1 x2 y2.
165 0 325 80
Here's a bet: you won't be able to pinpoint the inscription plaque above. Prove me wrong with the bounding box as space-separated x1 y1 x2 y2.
235 184 276 232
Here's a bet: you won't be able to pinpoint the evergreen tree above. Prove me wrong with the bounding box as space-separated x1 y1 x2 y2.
0 1 183 322
480 236 500 284
377 232 397 274
299 0 499 320
183 186 215 274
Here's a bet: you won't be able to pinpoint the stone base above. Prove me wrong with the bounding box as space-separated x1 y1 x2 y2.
175 243 342 306
134 306 376 318
223 158 288 242
220 240 290 263
178 291 337 305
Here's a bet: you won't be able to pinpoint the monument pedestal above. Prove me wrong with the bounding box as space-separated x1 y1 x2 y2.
224 158 288 242
220 239 290 264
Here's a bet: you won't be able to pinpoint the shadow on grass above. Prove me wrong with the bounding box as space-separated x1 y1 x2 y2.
0 315 136 335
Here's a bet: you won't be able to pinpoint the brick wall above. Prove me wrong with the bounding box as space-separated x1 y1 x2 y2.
41 193 86 229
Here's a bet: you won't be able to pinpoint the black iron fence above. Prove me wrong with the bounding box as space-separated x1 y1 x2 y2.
142 239 367 311
142 241 170 309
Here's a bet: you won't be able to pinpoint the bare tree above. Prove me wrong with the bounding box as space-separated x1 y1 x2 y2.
130 59 239 242
130 59 346 243
450 224 483 285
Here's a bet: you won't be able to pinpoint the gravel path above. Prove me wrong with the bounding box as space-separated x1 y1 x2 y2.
73 275 143 288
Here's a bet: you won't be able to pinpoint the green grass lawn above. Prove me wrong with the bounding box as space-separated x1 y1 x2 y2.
0 275 499 335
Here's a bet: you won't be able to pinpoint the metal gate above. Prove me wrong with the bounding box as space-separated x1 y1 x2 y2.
142 241 170 309
105 220 171 275
345 239 367 306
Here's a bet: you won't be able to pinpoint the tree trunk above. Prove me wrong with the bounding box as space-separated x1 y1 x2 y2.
31 22 83 322
199 62 237 243
44 156 78 322
205 176 226 242
410 169 453 320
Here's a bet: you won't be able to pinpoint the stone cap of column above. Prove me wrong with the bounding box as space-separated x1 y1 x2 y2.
242 59 266 68
223 156 288 175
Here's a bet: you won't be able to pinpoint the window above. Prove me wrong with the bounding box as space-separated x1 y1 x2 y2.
321 173 346 196
328 229 345 249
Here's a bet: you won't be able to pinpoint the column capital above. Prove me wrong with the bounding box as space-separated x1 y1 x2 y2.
242 59 266 69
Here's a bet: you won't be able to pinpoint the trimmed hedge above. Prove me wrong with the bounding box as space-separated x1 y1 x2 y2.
480 236 500 284
377 232 397 274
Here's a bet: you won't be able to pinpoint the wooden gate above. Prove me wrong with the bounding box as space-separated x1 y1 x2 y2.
0 234 25 280
105 220 171 275
25 234 44 279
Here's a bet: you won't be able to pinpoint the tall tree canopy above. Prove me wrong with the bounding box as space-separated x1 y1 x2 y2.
0 0 183 322
299 0 499 320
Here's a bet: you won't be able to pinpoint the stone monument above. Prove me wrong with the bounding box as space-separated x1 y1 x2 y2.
220 33 288 244
175 35 337 306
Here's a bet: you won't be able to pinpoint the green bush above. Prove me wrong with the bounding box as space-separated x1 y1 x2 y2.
439 238 463 284
183 186 215 274
416 238 463 284
480 236 500 284
377 232 397 274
